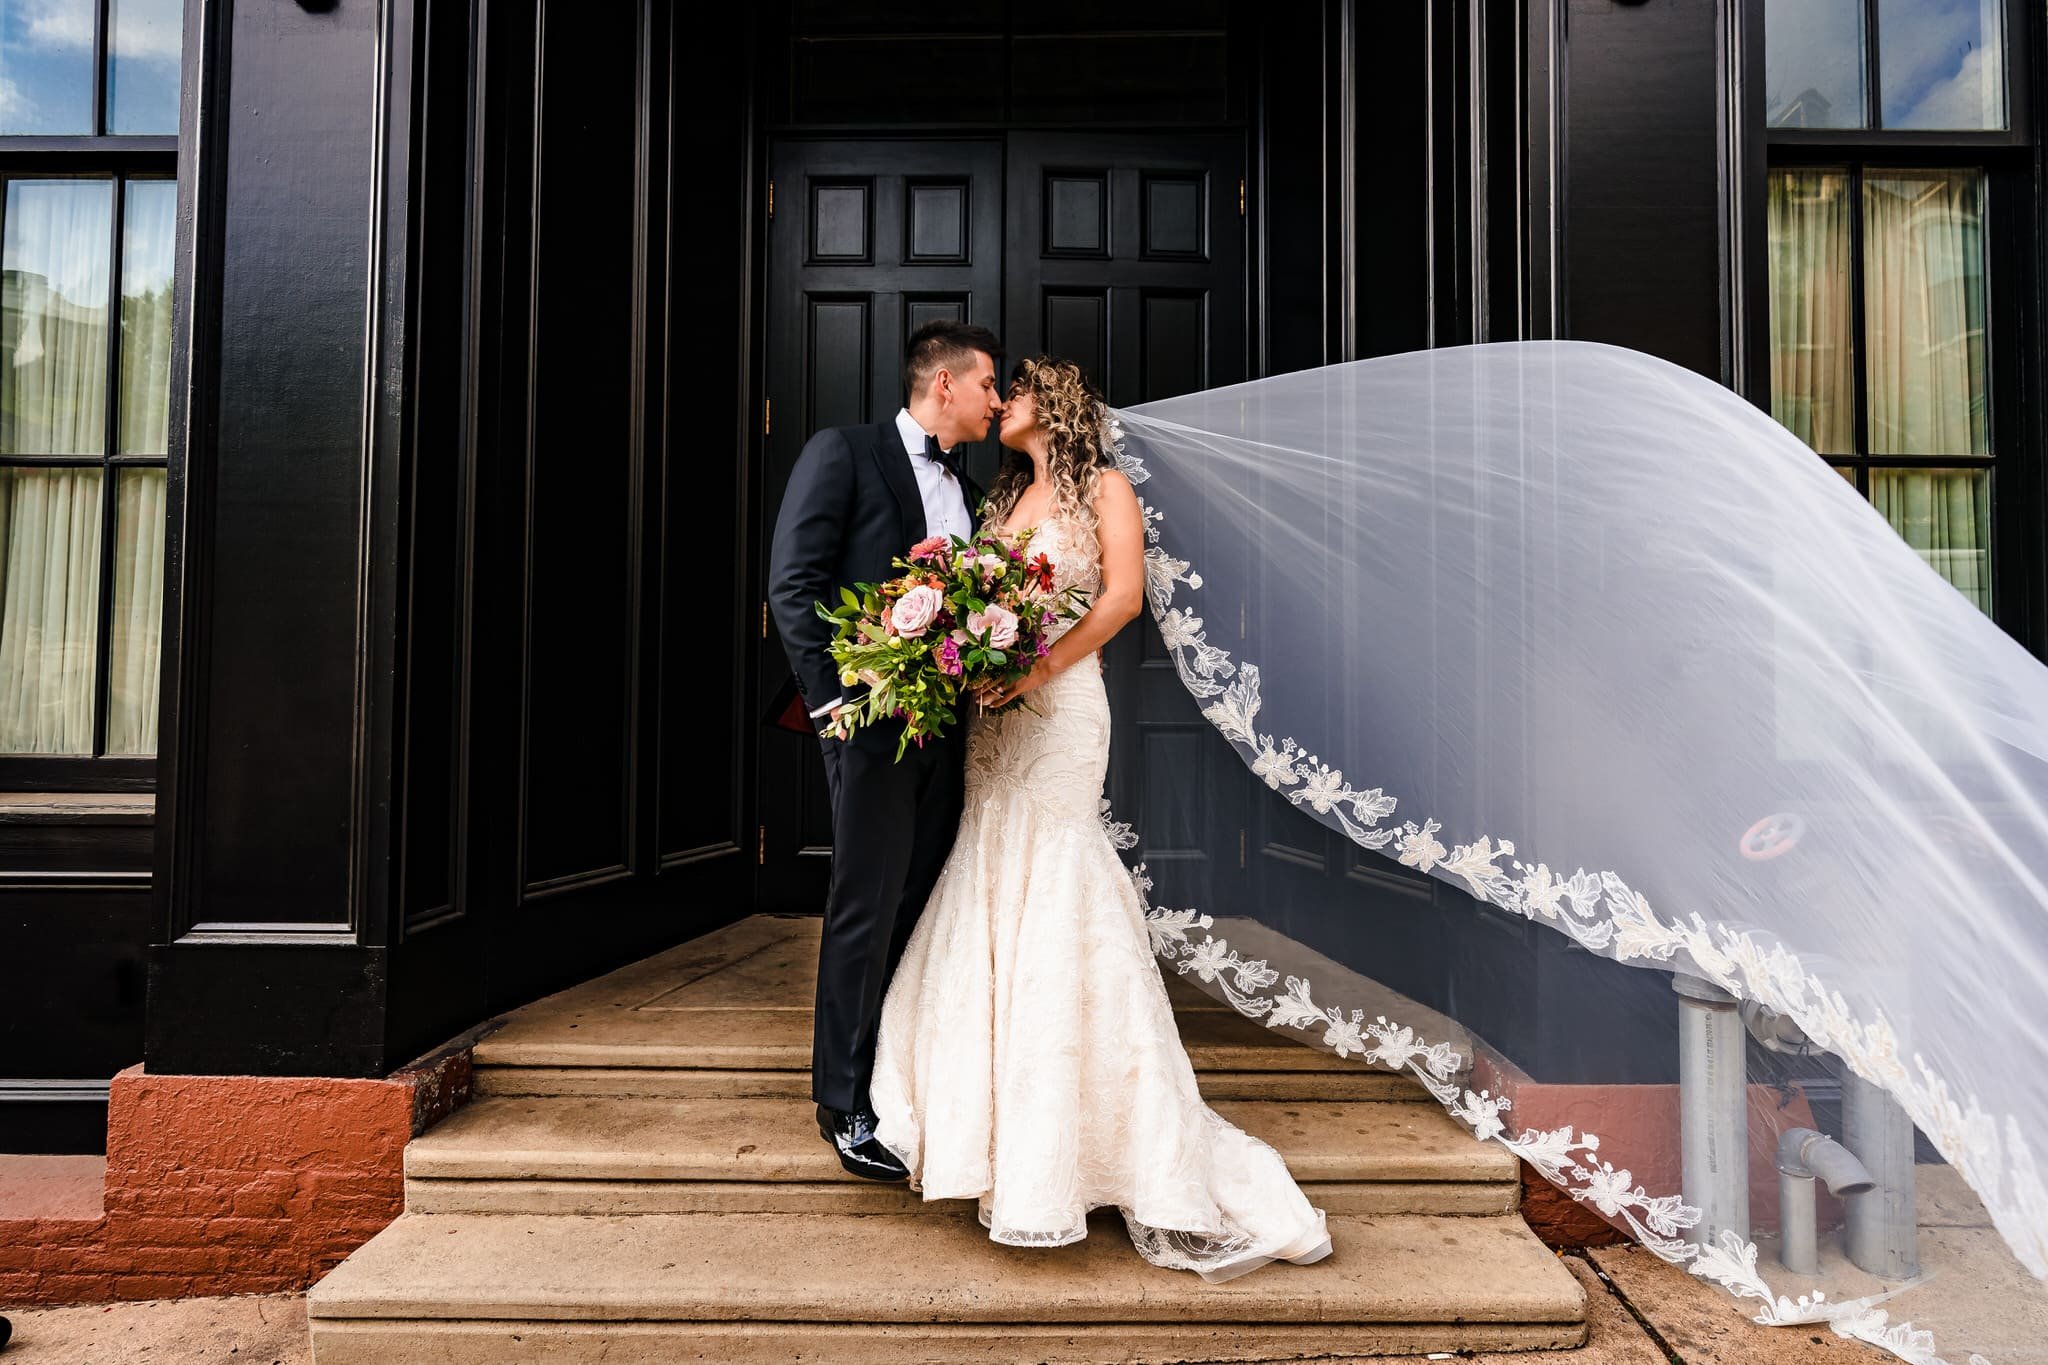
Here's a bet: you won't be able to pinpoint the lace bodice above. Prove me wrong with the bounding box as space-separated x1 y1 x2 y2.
1014 510 1103 598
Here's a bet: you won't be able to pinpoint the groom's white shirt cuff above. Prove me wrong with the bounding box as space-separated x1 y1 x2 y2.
809 695 842 718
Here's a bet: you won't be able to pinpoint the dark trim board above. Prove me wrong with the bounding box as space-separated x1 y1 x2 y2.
0 1080 113 1103
0 1093 114 1155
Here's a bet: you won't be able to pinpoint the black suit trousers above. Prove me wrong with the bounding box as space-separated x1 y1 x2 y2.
812 729 964 1112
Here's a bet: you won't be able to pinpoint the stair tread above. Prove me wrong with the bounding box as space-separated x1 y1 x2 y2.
476 1003 1374 1074
470 914 1469 1086
308 1210 1583 1326
406 1095 1516 1186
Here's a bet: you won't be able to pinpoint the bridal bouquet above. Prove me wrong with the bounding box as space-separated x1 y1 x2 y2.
816 529 1084 757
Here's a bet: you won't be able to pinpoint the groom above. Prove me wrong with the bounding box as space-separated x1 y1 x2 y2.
768 319 1004 1180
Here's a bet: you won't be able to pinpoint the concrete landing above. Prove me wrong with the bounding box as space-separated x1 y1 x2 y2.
473 914 1443 1103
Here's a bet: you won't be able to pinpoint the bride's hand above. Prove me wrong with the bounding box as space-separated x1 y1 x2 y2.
976 658 1054 709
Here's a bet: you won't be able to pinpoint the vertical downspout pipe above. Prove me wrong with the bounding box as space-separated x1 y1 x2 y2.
1672 972 1751 1249
1843 1071 1921 1278
1776 1127 1876 1274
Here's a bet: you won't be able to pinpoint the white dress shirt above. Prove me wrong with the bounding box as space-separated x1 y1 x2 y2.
895 407 974 542
810 411 975 722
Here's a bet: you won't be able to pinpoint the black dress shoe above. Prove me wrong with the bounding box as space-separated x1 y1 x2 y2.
817 1104 910 1181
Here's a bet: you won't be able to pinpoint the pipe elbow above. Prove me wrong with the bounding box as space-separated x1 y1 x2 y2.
1775 1127 1877 1196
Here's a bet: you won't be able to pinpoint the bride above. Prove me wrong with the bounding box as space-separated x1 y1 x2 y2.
867 356 1333 1283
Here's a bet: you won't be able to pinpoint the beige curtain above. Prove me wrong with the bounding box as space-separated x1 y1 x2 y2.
1863 169 1989 455
1871 468 1991 613
2 182 112 457
106 468 163 754
1767 168 1856 453
0 468 104 752
119 180 176 454
1862 170 1991 611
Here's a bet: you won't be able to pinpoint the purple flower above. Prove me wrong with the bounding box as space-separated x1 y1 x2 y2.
937 637 963 676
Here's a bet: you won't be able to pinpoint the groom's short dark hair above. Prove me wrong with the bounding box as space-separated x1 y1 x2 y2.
905 320 1003 399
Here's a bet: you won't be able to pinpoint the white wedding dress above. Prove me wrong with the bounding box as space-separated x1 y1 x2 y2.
870 509 1332 1283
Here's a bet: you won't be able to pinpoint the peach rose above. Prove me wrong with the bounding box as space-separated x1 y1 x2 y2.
967 602 1019 649
889 584 944 638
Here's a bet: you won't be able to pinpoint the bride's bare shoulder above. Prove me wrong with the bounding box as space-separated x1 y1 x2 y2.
1093 466 1138 510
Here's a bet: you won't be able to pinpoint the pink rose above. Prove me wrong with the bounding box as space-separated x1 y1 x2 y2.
889 584 944 637
967 603 1019 649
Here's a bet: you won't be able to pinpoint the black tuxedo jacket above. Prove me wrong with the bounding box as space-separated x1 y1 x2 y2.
767 420 982 752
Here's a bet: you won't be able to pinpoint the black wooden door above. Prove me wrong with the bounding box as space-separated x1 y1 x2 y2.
450 0 750 1013
757 132 1246 913
758 139 1005 910
1003 131 1249 917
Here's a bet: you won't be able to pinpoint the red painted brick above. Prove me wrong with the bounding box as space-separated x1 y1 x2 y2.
13 1049 474 1306
136 1244 235 1275
112 1274 195 1300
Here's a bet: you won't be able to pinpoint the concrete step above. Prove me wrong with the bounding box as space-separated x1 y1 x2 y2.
473 1060 1423 1103
469 914 1458 1105
306 1209 1587 1364
403 1095 1519 1217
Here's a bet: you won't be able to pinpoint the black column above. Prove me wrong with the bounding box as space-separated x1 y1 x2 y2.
147 0 437 1076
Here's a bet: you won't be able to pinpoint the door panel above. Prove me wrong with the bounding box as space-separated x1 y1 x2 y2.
758 139 1004 911
453 0 747 1016
757 131 1248 914
1003 132 1248 917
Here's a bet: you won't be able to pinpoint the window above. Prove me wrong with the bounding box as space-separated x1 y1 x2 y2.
1767 0 2008 131
0 0 179 781
1762 0 2024 619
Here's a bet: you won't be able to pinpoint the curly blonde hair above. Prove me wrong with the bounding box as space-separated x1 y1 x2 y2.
982 356 1116 548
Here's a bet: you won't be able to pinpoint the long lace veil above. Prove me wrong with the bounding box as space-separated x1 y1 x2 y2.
1106 340 2047 1364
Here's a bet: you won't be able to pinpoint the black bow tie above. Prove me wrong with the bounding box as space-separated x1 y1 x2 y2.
922 433 963 481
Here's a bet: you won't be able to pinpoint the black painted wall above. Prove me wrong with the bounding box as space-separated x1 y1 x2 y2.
0 808 150 1152
145 0 752 1079
1564 0 1727 378
21 0 1994 1109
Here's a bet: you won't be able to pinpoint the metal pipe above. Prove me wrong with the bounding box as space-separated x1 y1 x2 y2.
1778 1170 1818 1273
1843 1071 1920 1278
1777 1126 1876 1195
1672 972 1751 1248
1774 1127 1873 1274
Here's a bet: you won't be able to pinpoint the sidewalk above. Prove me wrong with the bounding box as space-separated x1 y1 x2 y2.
0 1247 1894 1364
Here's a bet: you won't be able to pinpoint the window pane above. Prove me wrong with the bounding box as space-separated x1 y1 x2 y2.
107 466 161 754
1765 0 1868 128
0 0 95 134
1871 468 1991 613
119 180 175 453
1878 0 2006 130
1767 169 1856 453
0 466 102 753
106 0 183 135
1 179 113 456
1863 170 1988 457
